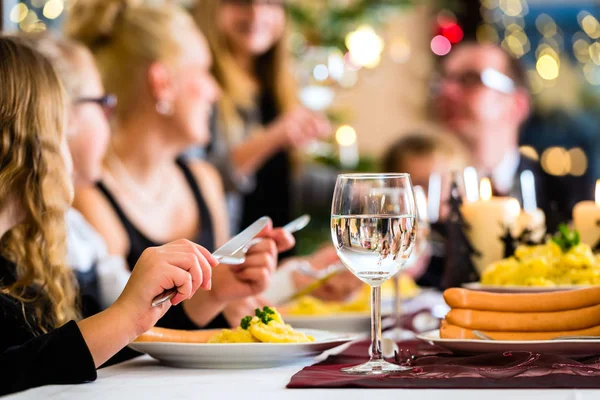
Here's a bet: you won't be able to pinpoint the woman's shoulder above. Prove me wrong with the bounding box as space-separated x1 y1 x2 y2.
185 159 224 192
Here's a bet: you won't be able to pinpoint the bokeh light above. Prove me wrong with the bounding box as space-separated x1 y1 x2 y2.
43 0 64 20
541 147 570 176
10 3 29 23
589 42 600 65
568 148 588 176
536 54 559 80
536 13 557 37
499 0 523 17
519 145 539 161
573 38 591 63
583 63 600 85
431 35 452 56
336 125 357 146
345 25 384 69
476 23 499 43
313 64 329 82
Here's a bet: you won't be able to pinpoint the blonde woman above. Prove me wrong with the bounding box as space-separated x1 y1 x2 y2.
192 0 330 232
0 36 217 395
67 0 294 328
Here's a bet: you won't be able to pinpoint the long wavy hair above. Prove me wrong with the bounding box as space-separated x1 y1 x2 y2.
0 36 79 333
192 0 297 144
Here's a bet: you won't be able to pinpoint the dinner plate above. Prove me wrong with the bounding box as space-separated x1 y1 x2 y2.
462 282 595 293
128 329 356 369
417 330 600 356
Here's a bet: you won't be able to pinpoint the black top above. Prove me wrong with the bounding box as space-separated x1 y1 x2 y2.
97 158 215 268
95 158 228 331
0 255 97 396
241 91 292 230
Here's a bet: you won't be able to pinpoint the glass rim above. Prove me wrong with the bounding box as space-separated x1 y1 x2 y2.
336 173 411 179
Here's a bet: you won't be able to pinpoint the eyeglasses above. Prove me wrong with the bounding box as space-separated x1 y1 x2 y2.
222 0 285 5
432 68 515 95
74 94 117 118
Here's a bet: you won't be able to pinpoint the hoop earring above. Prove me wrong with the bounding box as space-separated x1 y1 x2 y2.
156 100 173 116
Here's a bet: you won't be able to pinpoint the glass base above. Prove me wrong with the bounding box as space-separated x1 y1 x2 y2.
341 359 411 375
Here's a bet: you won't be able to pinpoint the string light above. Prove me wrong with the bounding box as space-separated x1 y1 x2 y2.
499 0 523 17
583 63 600 85
573 38 591 63
536 13 557 37
589 42 600 65
519 145 539 161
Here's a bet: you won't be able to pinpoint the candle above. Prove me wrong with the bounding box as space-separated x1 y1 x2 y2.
573 180 600 247
336 125 359 169
427 173 441 224
515 170 546 241
461 177 521 275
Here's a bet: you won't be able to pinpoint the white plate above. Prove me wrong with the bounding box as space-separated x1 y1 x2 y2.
128 329 356 369
462 283 595 293
417 330 600 356
283 313 373 333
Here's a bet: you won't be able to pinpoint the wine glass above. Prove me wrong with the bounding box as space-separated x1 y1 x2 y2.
331 173 417 374
388 185 430 341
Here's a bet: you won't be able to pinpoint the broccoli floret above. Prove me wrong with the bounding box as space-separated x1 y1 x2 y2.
240 316 252 330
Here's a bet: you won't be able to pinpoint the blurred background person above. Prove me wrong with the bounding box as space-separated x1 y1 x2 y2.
66 0 293 328
434 41 594 232
191 0 330 237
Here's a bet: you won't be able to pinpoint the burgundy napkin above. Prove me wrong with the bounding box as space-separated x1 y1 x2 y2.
288 340 600 389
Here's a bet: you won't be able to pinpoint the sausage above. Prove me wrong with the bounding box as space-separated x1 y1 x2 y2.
134 327 221 343
440 320 600 341
443 287 600 312
446 302 600 332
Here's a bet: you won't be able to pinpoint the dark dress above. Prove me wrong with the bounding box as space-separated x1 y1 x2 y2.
240 92 292 230
0 255 97 395
96 158 228 331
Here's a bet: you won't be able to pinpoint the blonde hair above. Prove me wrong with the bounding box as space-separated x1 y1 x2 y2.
192 0 297 144
20 32 95 102
66 0 198 122
0 36 79 332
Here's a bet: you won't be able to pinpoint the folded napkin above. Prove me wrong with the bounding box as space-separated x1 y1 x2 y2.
287 340 600 389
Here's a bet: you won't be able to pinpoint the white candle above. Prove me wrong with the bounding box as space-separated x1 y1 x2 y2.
336 125 359 169
461 178 521 275
515 170 546 241
573 180 600 247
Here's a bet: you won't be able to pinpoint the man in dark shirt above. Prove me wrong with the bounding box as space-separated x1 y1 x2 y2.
434 42 590 232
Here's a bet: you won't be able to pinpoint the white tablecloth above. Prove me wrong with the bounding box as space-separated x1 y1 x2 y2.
5 355 600 400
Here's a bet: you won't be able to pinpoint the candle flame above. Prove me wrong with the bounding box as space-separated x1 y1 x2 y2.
480 178 492 201
336 125 357 146
596 180 600 207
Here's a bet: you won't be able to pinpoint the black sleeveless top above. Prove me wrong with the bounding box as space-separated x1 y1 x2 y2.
96 158 215 269
95 158 227 333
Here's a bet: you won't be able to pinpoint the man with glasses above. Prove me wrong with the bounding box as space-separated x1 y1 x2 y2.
434 42 584 232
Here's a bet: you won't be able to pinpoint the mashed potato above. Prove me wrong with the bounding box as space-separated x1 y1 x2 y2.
481 241 600 286
208 307 315 344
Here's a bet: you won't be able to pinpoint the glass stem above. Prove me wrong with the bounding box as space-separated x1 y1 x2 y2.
370 285 383 362
394 273 402 331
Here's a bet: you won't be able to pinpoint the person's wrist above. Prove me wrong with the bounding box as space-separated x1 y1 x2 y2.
106 300 145 341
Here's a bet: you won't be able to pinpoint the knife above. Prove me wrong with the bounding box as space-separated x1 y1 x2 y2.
151 216 271 307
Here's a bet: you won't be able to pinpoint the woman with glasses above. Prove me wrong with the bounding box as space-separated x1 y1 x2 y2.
66 0 294 329
191 0 330 235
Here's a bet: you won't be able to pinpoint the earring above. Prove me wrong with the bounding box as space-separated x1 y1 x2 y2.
156 100 173 116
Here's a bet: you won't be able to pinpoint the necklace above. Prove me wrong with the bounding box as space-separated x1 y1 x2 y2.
105 151 171 206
